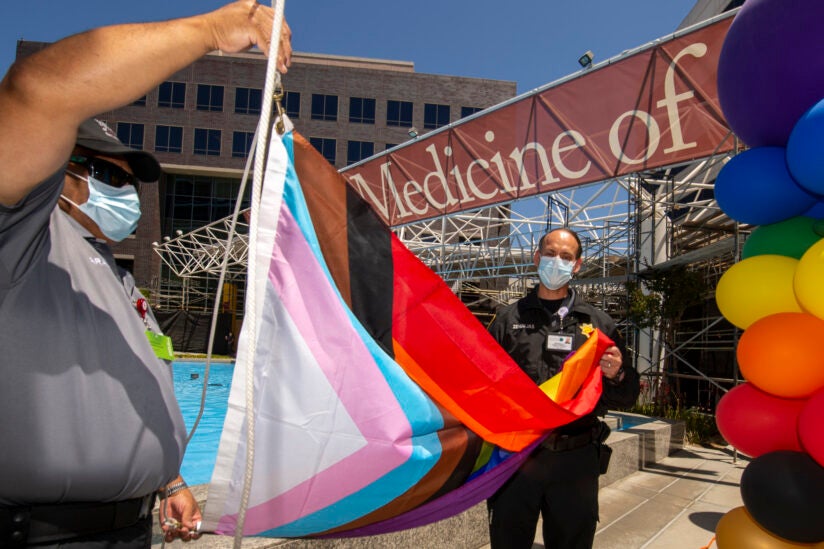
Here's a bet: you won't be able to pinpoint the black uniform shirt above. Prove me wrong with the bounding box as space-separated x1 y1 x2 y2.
489 287 640 434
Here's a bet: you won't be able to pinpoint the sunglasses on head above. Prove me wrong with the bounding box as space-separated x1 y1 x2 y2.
69 155 136 188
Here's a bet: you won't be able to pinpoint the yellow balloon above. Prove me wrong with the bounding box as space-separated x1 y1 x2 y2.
716 255 802 329
716 507 824 549
795 239 824 321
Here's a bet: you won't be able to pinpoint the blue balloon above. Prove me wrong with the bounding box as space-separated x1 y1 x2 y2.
804 200 824 219
787 98 824 195
715 147 817 225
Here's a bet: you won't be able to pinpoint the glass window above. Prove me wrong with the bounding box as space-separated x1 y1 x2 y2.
461 106 483 118
158 82 186 108
214 180 234 198
196 84 224 112
311 94 338 121
162 174 250 235
173 202 192 221
174 177 193 196
284 91 300 118
155 125 183 153
349 97 376 124
191 201 211 222
385 143 397 151
193 128 221 156
347 140 374 165
309 137 336 164
132 96 146 107
424 103 450 129
387 100 413 127
232 131 255 158
116 123 144 150
192 177 212 198
211 201 231 221
235 87 262 115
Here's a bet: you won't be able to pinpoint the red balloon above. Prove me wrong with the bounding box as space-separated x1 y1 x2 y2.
716 383 805 457
799 388 824 468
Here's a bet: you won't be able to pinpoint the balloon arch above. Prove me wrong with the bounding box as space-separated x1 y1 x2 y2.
713 0 824 545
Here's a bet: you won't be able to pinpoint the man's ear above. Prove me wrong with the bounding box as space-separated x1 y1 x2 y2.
573 257 583 274
533 249 541 268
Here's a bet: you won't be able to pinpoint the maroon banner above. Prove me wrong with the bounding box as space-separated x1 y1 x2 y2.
342 14 736 227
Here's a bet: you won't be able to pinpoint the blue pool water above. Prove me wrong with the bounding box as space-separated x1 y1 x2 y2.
173 361 234 486
609 412 654 430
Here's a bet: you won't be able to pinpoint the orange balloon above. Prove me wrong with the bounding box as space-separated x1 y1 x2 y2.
716 507 824 549
737 312 824 398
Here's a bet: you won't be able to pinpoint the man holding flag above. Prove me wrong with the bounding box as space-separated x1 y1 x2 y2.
488 228 640 549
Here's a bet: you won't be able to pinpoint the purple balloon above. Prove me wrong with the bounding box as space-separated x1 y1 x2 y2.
718 0 824 148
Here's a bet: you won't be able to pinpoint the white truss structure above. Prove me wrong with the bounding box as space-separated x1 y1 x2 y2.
153 149 739 310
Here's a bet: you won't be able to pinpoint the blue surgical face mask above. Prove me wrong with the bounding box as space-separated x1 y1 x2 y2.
538 255 575 290
62 173 141 241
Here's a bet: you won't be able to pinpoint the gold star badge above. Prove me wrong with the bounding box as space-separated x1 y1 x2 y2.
580 323 595 338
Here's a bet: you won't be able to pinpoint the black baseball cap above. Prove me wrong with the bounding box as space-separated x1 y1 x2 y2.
75 118 161 182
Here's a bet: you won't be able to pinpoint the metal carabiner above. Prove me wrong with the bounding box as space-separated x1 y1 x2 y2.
273 85 286 135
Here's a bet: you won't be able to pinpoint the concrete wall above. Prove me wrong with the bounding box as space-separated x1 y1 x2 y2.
600 414 686 488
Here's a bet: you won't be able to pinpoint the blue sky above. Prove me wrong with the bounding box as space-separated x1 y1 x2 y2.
1 1 696 94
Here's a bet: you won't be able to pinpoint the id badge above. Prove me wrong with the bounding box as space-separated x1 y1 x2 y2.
146 331 175 361
547 333 573 352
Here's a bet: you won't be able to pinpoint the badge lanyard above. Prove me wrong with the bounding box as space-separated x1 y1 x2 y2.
551 288 576 331
547 289 576 352
135 297 174 360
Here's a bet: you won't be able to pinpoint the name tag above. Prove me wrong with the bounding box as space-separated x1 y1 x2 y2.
146 331 175 361
547 333 573 351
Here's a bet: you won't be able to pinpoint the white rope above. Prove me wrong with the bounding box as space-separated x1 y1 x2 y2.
187 123 259 448
162 121 259 549
233 1 286 546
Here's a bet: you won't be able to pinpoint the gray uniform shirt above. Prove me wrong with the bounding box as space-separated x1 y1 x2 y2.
0 170 186 505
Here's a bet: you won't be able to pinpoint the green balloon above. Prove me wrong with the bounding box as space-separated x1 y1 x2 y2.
742 216 824 259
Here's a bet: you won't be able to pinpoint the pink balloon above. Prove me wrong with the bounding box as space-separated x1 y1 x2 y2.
716 383 805 457
799 388 824 468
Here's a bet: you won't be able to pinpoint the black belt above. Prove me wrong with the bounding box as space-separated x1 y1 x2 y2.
540 428 596 452
0 493 155 547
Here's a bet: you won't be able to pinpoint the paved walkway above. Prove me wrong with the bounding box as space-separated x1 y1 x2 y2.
154 443 747 549
592 443 747 549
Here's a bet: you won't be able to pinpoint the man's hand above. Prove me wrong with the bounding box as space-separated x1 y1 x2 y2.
159 478 203 542
599 345 624 380
204 0 292 72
